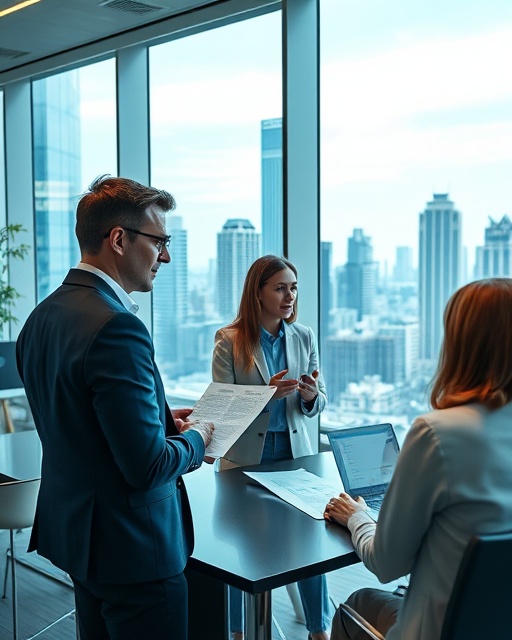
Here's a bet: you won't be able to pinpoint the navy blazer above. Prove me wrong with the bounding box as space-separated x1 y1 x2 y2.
16 269 205 583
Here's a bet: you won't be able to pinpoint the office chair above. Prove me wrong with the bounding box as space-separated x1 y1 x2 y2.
0 478 40 640
335 531 512 640
0 477 75 640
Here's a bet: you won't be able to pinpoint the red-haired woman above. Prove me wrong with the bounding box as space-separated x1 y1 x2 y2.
325 278 512 640
213 255 330 640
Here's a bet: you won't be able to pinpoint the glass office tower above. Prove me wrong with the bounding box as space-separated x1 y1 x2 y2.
153 216 189 377
32 71 81 301
344 229 378 321
261 118 282 256
474 216 512 279
216 218 261 322
419 194 461 364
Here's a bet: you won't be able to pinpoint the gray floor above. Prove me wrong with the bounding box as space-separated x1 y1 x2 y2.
0 529 76 639
0 528 402 639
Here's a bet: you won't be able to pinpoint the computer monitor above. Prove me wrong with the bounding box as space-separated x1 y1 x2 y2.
0 341 24 391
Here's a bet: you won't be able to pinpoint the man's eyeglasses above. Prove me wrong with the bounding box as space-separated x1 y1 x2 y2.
104 227 171 254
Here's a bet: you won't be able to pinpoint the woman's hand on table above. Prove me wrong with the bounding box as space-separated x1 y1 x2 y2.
324 492 367 527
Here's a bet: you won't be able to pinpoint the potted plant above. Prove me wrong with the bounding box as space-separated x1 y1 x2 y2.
0 223 30 332
0 224 30 432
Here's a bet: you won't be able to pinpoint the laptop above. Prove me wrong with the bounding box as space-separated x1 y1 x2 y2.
216 411 271 471
327 423 400 516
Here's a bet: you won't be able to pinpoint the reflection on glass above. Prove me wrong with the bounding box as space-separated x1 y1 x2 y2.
149 13 281 400
32 60 116 301
320 0 512 435
0 90 5 228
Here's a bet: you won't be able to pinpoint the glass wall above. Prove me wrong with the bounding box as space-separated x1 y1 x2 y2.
13 0 512 438
319 0 512 438
149 12 282 399
0 90 12 342
32 60 117 301
0 90 5 228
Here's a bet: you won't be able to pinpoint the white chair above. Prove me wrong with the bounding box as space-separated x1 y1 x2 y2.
0 477 75 640
285 583 306 624
0 477 41 640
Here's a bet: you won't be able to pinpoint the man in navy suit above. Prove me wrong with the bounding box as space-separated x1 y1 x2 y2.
16 175 214 640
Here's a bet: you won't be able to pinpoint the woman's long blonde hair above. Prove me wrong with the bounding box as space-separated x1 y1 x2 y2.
228 255 298 371
431 278 512 410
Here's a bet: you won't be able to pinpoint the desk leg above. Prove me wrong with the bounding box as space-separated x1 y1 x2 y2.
2 400 14 433
245 591 272 640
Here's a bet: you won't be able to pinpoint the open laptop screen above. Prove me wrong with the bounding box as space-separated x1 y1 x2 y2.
328 423 399 495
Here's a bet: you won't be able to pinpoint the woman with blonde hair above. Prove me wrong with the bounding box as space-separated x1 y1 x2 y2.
213 254 331 640
325 278 512 640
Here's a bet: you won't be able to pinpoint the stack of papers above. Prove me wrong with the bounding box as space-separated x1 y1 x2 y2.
244 468 343 520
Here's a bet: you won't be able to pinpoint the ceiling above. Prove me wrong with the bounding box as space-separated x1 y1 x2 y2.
0 0 230 78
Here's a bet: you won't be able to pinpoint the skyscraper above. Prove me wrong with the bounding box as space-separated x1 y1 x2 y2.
216 218 260 321
32 71 81 301
261 118 282 256
393 246 415 282
474 215 512 278
320 241 333 352
379 321 419 381
419 193 461 362
344 228 378 321
153 216 188 373
325 331 400 400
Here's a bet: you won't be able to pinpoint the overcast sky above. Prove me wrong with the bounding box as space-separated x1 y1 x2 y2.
79 0 512 274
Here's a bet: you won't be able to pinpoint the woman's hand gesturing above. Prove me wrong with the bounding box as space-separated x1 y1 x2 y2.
269 369 299 399
298 369 319 403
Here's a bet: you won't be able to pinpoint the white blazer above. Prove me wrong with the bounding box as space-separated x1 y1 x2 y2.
346 401 512 640
212 322 327 459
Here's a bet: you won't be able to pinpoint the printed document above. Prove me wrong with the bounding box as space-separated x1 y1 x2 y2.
188 382 276 458
244 468 343 519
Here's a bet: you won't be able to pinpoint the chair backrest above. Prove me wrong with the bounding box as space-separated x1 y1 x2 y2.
0 478 41 531
440 531 512 640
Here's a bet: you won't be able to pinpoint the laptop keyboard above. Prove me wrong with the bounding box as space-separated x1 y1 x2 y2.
365 496 384 511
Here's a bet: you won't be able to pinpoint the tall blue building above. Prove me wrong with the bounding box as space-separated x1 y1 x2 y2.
344 228 378 321
153 216 188 374
216 218 260 322
261 118 282 256
32 71 81 301
419 193 461 362
474 215 512 278
320 241 333 349
393 246 415 282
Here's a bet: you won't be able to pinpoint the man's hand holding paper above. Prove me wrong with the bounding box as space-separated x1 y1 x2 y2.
187 382 276 458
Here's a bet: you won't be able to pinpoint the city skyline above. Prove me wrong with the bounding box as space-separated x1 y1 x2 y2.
75 2 512 273
17 1 512 421
183 200 510 287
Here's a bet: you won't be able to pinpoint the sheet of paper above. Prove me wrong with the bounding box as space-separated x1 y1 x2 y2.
188 382 276 458
244 468 343 519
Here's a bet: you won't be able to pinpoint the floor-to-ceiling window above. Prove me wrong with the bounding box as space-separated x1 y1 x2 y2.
0 90 6 340
320 0 512 437
149 12 282 400
32 60 117 301
0 90 5 229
